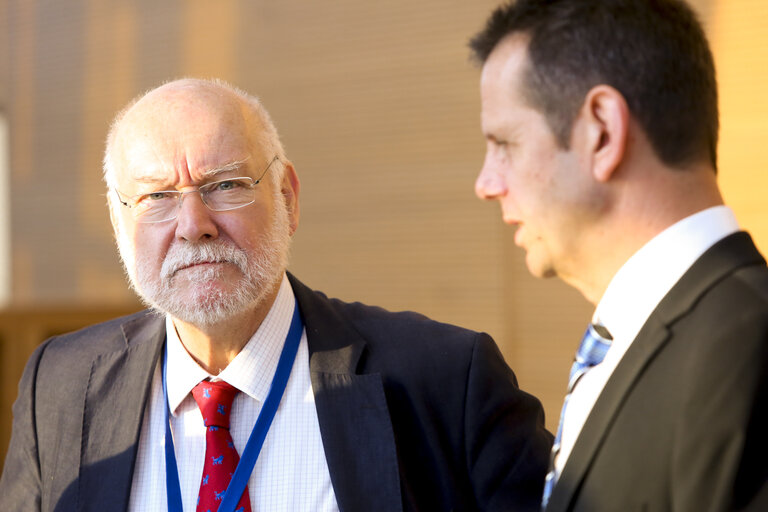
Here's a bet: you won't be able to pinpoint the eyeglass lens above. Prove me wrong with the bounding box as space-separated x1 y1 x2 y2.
133 177 257 223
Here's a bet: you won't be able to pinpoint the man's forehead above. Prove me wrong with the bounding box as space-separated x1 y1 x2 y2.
480 34 535 122
116 80 258 143
482 33 530 89
112 104 258 180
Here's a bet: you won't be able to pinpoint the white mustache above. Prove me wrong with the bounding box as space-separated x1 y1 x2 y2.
160 241 248 279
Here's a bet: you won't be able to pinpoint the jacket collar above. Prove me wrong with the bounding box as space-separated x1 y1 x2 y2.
288 272 403 512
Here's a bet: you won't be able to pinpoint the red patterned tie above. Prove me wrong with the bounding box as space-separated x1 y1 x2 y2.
191 381 252 512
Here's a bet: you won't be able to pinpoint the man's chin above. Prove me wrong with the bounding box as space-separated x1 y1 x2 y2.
132 277 243 320
176 281 242 306
155 289 253 326
524 252 556 279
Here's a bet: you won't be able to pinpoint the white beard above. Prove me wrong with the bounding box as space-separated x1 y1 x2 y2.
115 191 291 326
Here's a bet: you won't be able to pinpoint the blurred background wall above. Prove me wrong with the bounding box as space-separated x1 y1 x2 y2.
1 0 766 472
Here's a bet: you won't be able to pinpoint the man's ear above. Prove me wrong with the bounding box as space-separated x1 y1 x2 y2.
580 85 629 183
280 161 300 235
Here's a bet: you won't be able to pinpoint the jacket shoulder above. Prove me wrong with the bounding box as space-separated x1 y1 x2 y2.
36 309 158 359
299 281 487 352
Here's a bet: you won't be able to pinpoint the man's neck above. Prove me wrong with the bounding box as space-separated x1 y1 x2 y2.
171 282 282 375
563 162 724 306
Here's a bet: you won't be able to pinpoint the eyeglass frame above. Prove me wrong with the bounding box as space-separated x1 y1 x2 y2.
113 155 280 223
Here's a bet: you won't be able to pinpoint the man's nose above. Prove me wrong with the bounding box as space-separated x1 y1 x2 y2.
475 162 507 200
174 191 219 241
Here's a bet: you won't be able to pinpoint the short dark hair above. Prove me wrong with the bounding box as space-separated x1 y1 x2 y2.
470 0 719 170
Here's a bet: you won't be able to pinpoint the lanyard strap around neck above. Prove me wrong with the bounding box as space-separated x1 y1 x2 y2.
162 298 304 512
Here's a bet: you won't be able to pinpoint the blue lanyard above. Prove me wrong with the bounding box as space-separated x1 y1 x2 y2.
162 299 303 512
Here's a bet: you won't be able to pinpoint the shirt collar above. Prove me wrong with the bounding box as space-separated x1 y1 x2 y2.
165 273 296 416
594 206 739 346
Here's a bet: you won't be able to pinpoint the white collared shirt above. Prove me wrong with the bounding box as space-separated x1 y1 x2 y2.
554 206 740 474
129 274 340 511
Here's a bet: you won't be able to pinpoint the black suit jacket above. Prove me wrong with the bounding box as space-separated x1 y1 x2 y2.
1 273 552 512
546 232 768 512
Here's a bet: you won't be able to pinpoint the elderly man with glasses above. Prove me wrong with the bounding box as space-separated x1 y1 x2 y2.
0 78 551 512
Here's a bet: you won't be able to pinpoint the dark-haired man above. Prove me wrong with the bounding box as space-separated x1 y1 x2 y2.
0 78 552 511
471 1 768 511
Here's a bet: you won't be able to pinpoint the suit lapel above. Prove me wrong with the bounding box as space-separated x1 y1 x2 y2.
547 232 765 511
289 274 403 512
77 313 164 512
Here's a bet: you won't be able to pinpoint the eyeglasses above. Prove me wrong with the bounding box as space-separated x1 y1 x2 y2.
114 156 279 223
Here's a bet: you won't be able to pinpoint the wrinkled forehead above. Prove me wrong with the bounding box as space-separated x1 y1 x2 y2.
111 84 266 186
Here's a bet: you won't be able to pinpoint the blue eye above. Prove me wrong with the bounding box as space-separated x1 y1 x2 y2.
216 180 238 191
134 191 177 209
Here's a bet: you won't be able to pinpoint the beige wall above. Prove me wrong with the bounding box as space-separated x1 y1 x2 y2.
713 0 768 256
1 0 765 470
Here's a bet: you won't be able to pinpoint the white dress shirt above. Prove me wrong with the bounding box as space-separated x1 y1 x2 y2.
129 274 340 511
554 206 740 475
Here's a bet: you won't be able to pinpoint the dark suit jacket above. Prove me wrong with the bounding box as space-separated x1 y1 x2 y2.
1 273 552 512
546 232 768 512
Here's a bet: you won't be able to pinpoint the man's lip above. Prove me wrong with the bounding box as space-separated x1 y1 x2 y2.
173 260 229 274
500 213 524 246
501 212 520 227
503 220 523 246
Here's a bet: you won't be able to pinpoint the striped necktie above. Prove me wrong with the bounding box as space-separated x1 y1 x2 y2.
541 324 612 509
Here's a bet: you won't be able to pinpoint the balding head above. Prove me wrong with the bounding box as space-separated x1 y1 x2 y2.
103 78 286 192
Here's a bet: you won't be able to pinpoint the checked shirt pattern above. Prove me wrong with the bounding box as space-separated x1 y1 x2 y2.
191 381 252 512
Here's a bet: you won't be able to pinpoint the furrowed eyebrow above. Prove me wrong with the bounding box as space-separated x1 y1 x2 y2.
131 174 172 185
126 156 252 189
200 157 251 179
